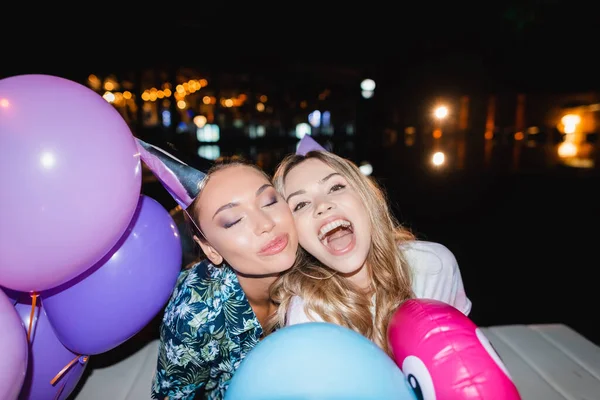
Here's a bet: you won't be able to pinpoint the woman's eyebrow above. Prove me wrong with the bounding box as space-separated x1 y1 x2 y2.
213 184 273 219
285 173 340 203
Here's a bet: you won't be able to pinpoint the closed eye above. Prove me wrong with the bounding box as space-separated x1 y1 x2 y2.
263 197 278 207
224 218 242 229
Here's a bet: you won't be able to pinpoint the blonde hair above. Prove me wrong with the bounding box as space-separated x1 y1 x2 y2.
267 150 415 356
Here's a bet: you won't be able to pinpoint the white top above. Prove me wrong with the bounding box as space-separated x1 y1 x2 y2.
286 241 472 325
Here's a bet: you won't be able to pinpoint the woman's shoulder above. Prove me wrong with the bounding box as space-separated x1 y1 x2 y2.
288 295 305 310
174 259 238 296
285 295 325 325
168 260 214 299
399 240 458 276
399 240 471 315
161 260 245 335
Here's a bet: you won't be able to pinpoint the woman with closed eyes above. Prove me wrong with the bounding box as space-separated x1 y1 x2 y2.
139 143 300 400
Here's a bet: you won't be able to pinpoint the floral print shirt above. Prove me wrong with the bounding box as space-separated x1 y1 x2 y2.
151 260 263 400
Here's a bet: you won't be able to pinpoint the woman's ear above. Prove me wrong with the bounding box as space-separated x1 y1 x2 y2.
194 235 224 265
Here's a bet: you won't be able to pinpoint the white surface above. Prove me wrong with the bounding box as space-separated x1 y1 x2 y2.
73 339 158 400
481 324 600 400
74 324 600 400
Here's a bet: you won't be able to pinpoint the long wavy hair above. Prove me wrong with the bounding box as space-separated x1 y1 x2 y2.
266 150 415 356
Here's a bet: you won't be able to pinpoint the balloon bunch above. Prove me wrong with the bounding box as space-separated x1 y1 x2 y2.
0 74 183 399
388 299 522 400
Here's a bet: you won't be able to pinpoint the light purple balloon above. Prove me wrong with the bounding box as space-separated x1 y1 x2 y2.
1 286 21 306
14 300 87 400
0 290 28 400
0 74 142 292
42 195 182 355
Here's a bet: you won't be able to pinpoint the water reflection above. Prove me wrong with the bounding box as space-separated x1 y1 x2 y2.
186 133 598 177
165 123 600 184
397 126 597 175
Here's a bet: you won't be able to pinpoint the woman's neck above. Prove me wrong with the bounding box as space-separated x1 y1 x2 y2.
236 273 279 329
342 262 372 292
236 273 278 308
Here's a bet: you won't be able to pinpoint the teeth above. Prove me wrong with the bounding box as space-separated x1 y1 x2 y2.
318 219 352 241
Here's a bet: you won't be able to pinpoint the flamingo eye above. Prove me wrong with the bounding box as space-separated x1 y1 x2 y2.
401 355 436 400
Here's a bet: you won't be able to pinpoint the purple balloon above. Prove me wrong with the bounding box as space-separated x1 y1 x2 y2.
42 195 182 355
0 74 142 292
1 286 22 306
0 291 28 400
14 300 87 400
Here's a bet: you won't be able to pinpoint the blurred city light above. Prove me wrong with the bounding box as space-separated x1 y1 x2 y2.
198 145 220 160
102 91 115 103
558 141 577 158
434 106 449 120
162 110 172 128
308 110 321 128
359 162 373 176
432 151 445 166
193 115 207 128
197 124 220 142
560 114 581 134
361 90 374 99
360 79 376 91
360 79 375 99
295 123 311 139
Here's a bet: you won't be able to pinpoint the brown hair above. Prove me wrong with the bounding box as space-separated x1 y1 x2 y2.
182 156 271 263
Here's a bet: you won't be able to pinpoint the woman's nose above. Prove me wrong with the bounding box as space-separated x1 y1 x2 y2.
255 212 276 235
314 201 334 217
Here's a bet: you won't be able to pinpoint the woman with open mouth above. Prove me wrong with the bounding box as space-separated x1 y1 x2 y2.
267 148 471 357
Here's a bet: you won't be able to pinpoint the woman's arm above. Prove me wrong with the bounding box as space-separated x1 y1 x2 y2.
151 324 211 400
405 241 472 315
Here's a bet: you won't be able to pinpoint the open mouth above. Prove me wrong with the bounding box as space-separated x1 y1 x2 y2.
318 219 355 252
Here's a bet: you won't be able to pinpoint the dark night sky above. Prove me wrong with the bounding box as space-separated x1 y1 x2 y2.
2 1 598 93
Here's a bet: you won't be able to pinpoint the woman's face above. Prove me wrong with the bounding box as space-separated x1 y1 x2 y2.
281 158 371 276
194 165 298 276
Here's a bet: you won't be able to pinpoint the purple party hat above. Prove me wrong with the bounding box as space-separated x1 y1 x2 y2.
136 139 206 210
296 134 327 156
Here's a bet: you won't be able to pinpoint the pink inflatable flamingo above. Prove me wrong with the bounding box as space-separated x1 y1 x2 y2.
388 299 521 400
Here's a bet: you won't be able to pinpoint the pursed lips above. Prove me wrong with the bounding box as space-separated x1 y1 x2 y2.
258 233 289 255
